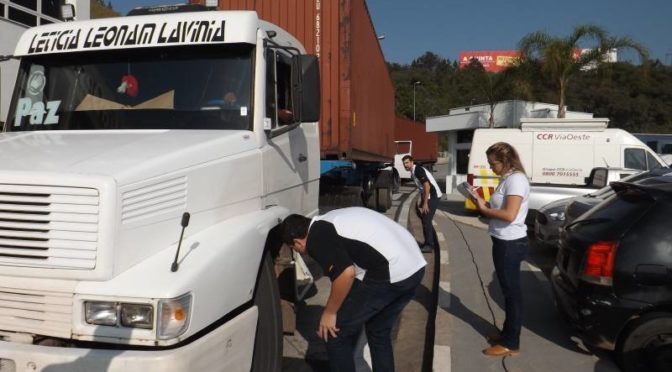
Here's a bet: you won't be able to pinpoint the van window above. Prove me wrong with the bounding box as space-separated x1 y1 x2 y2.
624 148 647 170
646 152 664 170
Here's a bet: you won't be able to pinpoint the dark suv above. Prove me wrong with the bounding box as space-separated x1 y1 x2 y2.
551 175 672 372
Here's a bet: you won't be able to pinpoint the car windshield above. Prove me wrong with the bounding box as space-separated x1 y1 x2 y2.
6 44 254 131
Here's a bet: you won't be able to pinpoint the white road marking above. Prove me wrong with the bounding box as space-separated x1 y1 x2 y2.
440 249 449 265
437 231 445 242
432 220 438 227
398 190 418 229
433 345 451 372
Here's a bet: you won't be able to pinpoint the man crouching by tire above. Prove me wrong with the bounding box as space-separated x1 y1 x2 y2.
281 207 426 372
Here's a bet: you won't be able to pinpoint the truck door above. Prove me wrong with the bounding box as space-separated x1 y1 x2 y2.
261 49 319 215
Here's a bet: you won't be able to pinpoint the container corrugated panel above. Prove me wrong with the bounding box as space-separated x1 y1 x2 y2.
196 0 395 162
395 117 438 163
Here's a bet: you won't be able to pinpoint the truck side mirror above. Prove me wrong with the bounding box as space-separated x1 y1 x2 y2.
291 55 320 123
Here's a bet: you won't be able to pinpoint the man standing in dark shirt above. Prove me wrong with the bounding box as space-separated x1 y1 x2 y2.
402 155 443 253
280 207 426 372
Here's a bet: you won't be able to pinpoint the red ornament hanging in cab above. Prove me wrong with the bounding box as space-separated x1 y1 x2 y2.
117 74 139 97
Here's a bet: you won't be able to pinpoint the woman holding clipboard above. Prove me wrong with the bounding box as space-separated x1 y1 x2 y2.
471 142 530 357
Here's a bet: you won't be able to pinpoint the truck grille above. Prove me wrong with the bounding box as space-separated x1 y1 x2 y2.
0 184 99 270
0 286 72 338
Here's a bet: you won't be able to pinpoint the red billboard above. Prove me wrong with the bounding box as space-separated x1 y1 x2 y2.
459 50 521 73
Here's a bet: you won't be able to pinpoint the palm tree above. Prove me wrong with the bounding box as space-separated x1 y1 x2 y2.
463 59 533 127
518 25 648 118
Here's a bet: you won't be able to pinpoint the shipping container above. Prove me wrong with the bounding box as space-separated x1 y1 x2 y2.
193 0 396 162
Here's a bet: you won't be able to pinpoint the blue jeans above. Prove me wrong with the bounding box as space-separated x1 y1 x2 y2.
491 236 528 350
326 268 425 372
421 197 439 247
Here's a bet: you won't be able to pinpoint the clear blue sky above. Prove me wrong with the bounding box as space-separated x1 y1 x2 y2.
113 0 672 64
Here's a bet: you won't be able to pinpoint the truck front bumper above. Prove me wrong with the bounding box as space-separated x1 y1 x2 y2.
0 307 257 372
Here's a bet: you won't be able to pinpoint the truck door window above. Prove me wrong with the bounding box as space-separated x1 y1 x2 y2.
266 50 295 130
624 148 647 170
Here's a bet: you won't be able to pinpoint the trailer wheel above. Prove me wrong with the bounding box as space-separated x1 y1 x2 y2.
251 252 282 372
376 187 392 212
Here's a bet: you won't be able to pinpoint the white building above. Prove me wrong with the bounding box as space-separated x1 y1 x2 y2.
426 100 593 192
0 0 89 123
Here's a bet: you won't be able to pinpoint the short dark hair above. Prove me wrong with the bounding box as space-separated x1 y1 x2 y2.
280 214 311 244
402 155 414 162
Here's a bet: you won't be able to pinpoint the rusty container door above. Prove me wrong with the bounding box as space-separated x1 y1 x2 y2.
395 117 438 163
199 0 396 163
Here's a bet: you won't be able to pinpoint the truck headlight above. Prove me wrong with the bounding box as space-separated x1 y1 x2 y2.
84 301 153 329
158 293 192 339
121 303 154 329
85 301 117 326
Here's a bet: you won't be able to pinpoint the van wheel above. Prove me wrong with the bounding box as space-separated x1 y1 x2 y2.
617 313 672 372
251 252 282 372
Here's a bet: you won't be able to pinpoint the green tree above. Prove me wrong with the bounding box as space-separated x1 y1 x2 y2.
518 24 648 118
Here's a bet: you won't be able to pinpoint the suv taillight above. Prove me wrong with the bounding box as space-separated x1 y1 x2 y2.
581 241 618 286
467 173 474 186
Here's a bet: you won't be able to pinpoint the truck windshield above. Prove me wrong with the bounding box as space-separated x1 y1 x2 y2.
6 44 254 131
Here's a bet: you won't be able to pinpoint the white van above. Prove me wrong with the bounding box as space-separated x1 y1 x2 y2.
466 118 666 210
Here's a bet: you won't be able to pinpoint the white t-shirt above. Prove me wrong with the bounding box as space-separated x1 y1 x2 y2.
310 207 427 283
488 172 529 240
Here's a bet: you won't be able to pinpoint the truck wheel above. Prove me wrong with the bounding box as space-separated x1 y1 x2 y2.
251 252 282 372
617 313 672 372
376 187 392 212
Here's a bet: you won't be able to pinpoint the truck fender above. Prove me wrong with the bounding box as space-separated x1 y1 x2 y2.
74 207 292 343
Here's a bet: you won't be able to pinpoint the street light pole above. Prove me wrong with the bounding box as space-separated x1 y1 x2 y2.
413 81 421 121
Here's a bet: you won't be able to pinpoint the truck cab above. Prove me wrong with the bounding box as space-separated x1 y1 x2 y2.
0 5 319 371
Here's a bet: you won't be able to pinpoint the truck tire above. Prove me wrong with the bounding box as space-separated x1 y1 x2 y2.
375 187 392 212
251 252 282 372
617 313 672 372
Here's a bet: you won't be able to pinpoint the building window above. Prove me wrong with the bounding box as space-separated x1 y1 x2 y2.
9 6 37 26
11 0 37 10
456 130 473 144
41 0 60 19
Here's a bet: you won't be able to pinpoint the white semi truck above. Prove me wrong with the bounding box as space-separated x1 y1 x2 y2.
0 4 320 371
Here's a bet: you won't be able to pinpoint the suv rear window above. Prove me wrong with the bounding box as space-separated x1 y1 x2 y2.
567 188 653 240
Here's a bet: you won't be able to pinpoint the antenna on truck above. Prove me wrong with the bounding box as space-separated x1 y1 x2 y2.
171 212 191 272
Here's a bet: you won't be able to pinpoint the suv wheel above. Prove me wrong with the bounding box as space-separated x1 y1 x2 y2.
618 313 672 372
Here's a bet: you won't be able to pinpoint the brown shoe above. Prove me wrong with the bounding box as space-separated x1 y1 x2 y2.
482 344 519 357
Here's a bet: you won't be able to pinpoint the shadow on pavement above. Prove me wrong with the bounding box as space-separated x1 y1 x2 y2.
485 270 592 355
438 199 481 218
439 288 499 339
